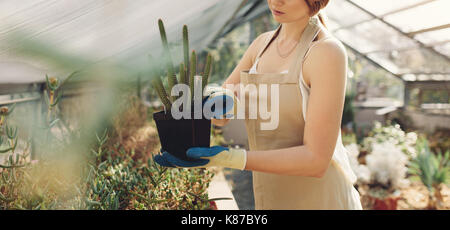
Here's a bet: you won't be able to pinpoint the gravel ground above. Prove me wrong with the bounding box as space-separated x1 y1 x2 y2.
223 168 255 210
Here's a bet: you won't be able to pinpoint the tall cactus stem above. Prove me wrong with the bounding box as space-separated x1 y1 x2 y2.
183 25 190 80
158 19 176 96
202 53 212 94
179 63 187 86
189 50 197 101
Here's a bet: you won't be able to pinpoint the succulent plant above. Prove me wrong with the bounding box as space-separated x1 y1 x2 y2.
151 19 214 113
408 138 450 209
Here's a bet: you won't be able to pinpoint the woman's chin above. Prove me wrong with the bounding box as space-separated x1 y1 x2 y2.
272 16 286 23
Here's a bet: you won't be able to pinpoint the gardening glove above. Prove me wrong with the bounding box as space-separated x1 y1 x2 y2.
153 146 247 170
203 86 239 119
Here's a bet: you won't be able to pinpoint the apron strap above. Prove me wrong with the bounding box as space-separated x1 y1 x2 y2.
288 17 322 75
254 24 282 61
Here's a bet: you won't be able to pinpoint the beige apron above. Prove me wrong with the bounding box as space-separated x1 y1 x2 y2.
240 17 362 210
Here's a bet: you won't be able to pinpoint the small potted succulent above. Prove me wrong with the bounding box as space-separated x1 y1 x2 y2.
151 19 213 162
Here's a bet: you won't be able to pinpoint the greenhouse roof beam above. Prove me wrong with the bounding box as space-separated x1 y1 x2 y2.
406 23 450 37
344 0 450 62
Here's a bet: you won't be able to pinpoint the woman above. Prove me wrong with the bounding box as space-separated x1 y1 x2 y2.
154 0 362 210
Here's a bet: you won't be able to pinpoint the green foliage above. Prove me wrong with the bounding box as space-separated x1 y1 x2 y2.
0 104 19 154
79 129 216 210
408 138 450 192
342 92 355 127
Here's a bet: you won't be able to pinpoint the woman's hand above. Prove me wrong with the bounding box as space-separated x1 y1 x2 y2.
212 118 230 127
153 146 247 170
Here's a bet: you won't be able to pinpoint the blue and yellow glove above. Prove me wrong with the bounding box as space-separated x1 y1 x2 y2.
153 146 247 170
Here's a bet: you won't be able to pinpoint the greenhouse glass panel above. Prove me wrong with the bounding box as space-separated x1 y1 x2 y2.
0 0 244 75
383 0 450 33
350 0 428 16
434 43 450 58
334 19 417 54
325 0 373 28
368 47 450 75
414 28 450 46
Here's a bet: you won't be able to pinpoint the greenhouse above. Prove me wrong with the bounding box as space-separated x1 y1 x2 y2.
0 0 449 211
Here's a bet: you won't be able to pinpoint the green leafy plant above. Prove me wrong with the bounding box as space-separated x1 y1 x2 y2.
408 137 450 209
80 129 217 210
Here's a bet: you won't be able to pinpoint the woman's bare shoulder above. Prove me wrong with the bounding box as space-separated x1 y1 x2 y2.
305 37 347 71
248 31 274 62
303 37 347 85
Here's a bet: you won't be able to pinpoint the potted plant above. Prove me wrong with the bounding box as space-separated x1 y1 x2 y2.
408 137 449 210
151 19 213 162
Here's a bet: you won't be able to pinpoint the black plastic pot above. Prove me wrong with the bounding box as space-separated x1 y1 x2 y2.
153 108 211 162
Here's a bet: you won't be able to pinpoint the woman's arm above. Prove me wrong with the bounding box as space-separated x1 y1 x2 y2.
245 39 348 178
212 32 270 127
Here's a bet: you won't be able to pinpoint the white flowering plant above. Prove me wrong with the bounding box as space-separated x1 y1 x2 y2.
361 121 418 159
346 141 409 189
345 123 413 199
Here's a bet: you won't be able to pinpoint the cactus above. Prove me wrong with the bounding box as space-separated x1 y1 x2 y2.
158 19 177 102
152 20 214 109
149 55 172 111
189 50 197 101
183 25 190 79
5 125 17 139
151 73 172 111
202 53 213 94
179 63 187 86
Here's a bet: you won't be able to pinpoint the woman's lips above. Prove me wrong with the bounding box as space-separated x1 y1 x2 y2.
272 9 285 16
